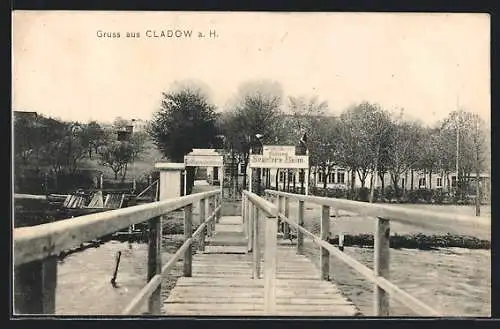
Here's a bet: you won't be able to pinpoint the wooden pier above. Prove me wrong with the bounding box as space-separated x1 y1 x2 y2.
163 215 359 316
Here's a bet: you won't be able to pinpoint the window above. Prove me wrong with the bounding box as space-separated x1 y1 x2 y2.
318 172 324 183
437 178 443 187
279 171 285 183
213 167 219 181
401 178 405 189
418 177 426 188
240 164 245 174
328 173 335 184
451 176 457 187
337 172 345 184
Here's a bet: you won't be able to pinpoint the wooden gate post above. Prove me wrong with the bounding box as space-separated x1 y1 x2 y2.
374 217 390 316
320 205 330 281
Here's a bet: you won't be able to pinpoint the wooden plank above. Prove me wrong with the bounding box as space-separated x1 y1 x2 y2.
163 303 357 315
166 296 353 306
374 217 390 316
218 216 243 225
14 194 48 200
203 246 248 254
14 189 220 265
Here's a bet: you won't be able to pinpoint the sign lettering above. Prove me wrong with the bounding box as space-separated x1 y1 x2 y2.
249 154 309 169
184 155 223 167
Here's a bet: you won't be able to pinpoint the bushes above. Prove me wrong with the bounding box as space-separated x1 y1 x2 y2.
326 233 490 250
310 185 460 205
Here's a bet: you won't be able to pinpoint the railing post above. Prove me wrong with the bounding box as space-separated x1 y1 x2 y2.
320 205 330 281
252 204 261 279
147 215 162 314
247 199 253 252
199 198 206 252
14 257 57 314
215 194 220 223
184 203 193 277
207 197 214 237
242 195 246 237
374 217 390 316
264 213 278 314
297 200 304 254
277 195 283 233
283 196 290 239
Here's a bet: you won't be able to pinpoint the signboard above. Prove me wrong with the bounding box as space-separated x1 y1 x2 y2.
185 155 223 167
262 145 296 157
249 154 309 169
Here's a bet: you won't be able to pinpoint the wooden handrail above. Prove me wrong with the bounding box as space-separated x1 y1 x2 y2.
14 190 220 266
14 190 221 316
249 190 441 317
264 190 490 240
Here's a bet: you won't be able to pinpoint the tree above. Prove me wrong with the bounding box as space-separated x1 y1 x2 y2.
97 139 134 180
148 87 219 194
79 121 106 158
337 102 392 200
386 118 423 199
119 131 148 181
221 80 284 190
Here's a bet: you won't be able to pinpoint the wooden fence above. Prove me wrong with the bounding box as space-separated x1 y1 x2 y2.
13 189 221 315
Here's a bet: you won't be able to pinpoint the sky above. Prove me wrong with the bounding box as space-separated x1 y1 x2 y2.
12 11 490 126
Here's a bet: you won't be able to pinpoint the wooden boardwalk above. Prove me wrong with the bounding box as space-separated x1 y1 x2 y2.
164 216 359 316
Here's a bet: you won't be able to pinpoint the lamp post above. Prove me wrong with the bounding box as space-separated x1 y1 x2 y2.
299 133 308 195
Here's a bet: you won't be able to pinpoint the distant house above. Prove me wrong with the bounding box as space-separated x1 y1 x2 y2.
13 111 38 120
131 119 149 132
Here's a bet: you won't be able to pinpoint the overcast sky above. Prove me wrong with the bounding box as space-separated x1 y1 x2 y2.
12 11 490 125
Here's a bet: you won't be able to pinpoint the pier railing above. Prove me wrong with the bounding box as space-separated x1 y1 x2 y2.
263 190 489 316
13 189 221 315
242 189 444 316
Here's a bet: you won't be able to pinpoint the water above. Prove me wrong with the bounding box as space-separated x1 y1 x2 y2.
303 240 491 317
56 240 184 315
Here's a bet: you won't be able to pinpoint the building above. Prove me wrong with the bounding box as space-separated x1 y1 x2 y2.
131 119 149 132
